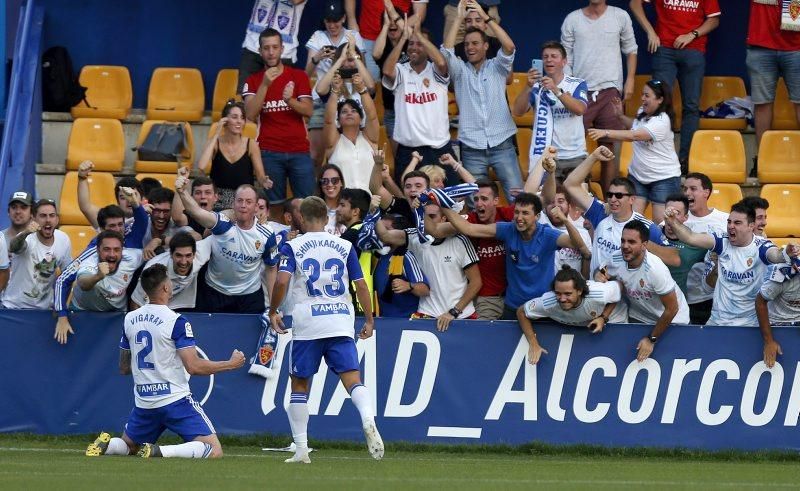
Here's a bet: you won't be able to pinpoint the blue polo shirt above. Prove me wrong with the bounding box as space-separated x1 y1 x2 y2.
496 221 563 309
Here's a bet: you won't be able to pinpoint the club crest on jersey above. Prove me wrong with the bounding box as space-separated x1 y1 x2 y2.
791 0 800 21
123 274 129 282
423 78 430 88
747 257 753 267
255 240 262 250
589 310 597 318
185 321 194 337
639 279 645 288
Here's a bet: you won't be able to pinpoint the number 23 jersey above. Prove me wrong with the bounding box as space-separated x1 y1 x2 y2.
279 232 364 340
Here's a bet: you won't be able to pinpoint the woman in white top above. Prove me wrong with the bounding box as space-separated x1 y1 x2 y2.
588 79 680 225
317 163 346 236
323 70 379 194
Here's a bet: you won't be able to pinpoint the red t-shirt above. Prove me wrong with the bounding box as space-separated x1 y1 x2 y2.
647 0 720 53
242 66 312 153
359 0 412 41
467 205 514 297
747 1 800 51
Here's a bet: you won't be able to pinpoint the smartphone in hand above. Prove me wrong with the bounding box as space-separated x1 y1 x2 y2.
531 58 543 76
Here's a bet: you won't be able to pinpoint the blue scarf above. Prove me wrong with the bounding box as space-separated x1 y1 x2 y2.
416 183 479 242
357 208 384 252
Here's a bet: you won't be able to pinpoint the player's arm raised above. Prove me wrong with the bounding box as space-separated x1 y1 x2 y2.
175 168 218 230
663 207 716 250
178 346 245 375
564 147 614 211
440 207 496 239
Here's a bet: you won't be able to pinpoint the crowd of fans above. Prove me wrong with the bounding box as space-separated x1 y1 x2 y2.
0 0 799 366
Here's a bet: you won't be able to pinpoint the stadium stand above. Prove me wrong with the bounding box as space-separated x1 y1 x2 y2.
59 171 116 226
135 173 176 190
59 225 95 257
378 126 395 176
65 118 125 172
698 76 747 130
516 127 532 177
508 73 532 127
211 68 239 122
146 67 205 122
771 78 799 130
134 120 194 173
706 183 743 213
69 65 132 120
757 131 800 184
761 184 800 238
688 130 746 183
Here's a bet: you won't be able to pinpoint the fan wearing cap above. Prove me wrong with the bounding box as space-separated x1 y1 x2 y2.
2 191 33 246
1 199 72 310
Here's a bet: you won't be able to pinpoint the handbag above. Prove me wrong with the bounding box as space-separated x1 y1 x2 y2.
137 123 187 162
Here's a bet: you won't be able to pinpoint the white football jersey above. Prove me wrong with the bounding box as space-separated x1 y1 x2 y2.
685 208 728 304
279 232 363 340
121 303 194 409
523 280 627 325
707 235 775 326
760 265 800 325
1 230 72 309
611 251 690 324
71 249 144 311
131 238 212 310
206 213 278 295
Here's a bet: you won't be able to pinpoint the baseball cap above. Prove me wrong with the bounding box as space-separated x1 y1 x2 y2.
323 0 346 21
8 191 33 207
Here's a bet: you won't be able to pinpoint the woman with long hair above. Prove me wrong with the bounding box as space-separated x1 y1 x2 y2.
588 79 680 224
317 163 346 236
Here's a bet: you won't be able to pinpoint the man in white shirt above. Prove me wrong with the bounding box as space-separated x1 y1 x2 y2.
237 0 308 92
682 172 728 323
71 230 144 313
2 199 72 310
741 196 769 238
540 185 593 278
2 191 33 246
176 170 279 314
609 220 689 361
757 258 800 368
513 41 589 180
383 22 456 184
377 202 482 331
518 265 627 365
130 232 212 311
561 0 638 193
664 202 798 326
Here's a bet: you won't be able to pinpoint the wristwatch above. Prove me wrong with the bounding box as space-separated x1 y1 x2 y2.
556 88 565 98
691 30 700 39
449 307 462 318
648 335 658 343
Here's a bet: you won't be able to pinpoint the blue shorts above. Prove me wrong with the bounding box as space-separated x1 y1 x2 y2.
289 336 359 379
124 395 215 445
746 46 800 104
628 174 681 205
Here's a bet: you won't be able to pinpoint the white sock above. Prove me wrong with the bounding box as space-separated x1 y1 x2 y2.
159 441 212 458
349 384 374 426
106 437 129 455
288 392 309 451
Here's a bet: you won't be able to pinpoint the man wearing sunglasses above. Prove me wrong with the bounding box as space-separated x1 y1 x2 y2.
564 146 679 280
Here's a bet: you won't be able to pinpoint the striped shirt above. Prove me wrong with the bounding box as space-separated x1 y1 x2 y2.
442 46 517 149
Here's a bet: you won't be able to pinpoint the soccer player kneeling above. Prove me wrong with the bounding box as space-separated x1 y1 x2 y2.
269 196 383 464
85 264 245 459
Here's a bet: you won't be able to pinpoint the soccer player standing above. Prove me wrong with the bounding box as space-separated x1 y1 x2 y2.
85 264 245 459
269 196 383 464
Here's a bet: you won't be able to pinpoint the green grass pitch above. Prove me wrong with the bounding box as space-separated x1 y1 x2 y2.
2 434 800 490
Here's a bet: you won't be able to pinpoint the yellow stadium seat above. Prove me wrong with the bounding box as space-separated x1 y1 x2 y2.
688 130 746 183
619 141 632 178
65 118 125 172
60 171 117 226
761 184 800 237
378 126 395 177
769 237 798 248
772 78 799 130
706 183 743 213
373 85 384 123
757 130 800 184
146 68 205 122
516 128 532 177
508 73 532 127
70 65 132 120
136 173 176 191
208 121 258 141
447 90 459 118
211 69 239 121
60 225 96 257
698 76 747 130
589 181 603 199
134 121 195 173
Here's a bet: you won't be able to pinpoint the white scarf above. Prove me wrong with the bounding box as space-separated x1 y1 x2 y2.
530 85 554 183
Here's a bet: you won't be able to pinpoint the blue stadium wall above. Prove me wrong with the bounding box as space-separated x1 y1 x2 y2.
37 0 749 109
2 311 799 451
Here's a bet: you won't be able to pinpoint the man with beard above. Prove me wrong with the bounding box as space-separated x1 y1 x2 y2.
77 161 144 233
518 265 626 365
336 188 373 315
176 171 279 314
142 187 183 261
244 28 314 221
741 196 769 238
608 220 689 361
2 191 33 246
130 232 212 311
1 199 72 310
664 202 798 327
171 176 219 239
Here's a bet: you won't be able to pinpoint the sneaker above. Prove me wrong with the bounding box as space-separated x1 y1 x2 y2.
284 451 311 464
85 432 111 457
137 443 163 458
363 420 384 460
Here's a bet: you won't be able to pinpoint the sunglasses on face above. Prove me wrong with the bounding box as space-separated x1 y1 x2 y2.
320 177 341 186
606 192 632 199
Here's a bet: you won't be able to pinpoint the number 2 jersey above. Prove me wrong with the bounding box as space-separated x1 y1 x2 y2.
120 303 195 409
279 232 364 341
